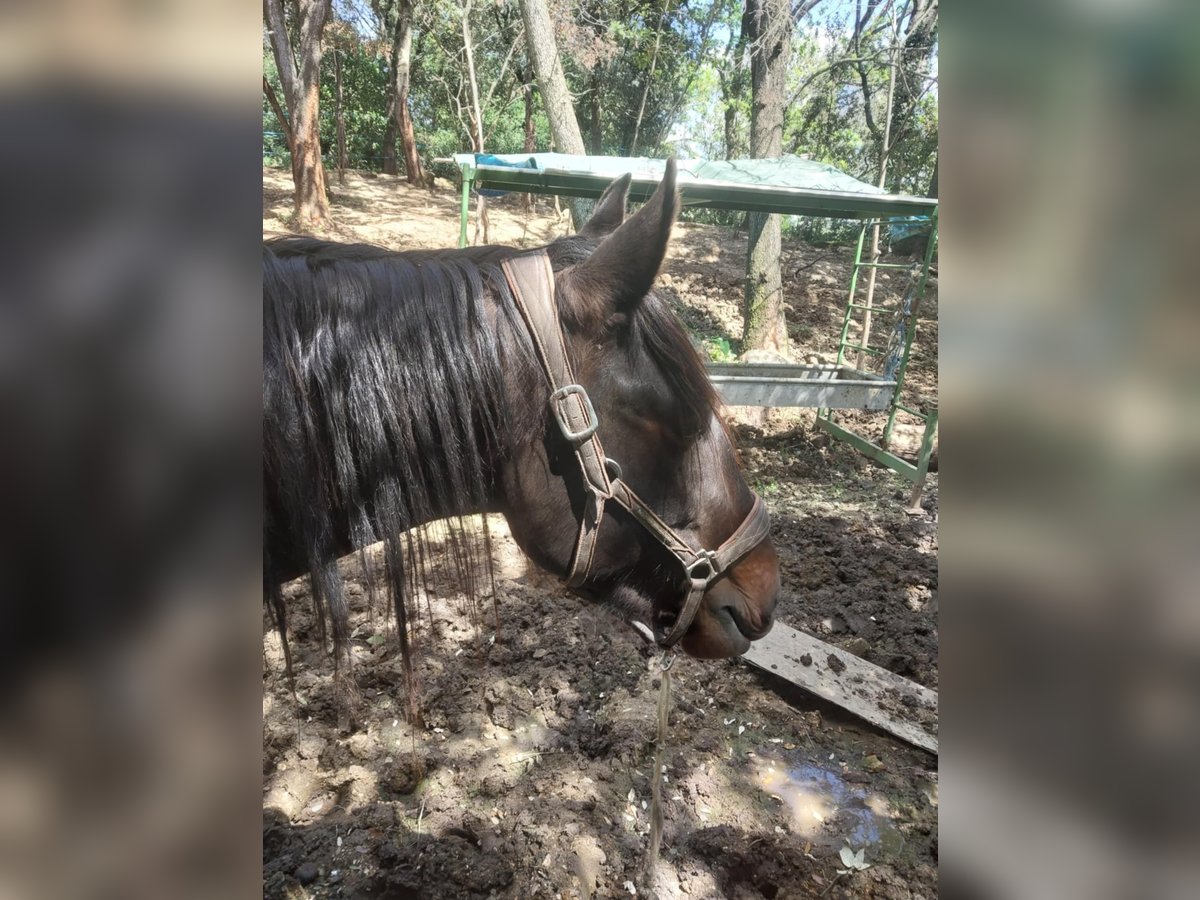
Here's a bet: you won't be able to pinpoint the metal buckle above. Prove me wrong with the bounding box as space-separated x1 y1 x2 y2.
550 384 600 444
685 550 720 584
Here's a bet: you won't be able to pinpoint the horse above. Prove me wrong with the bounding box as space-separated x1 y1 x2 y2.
263 160 779 714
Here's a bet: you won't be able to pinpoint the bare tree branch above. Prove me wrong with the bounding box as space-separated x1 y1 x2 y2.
263 0 299 111
262 74 294 152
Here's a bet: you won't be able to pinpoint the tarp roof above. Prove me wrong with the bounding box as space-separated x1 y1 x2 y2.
451 153 937 218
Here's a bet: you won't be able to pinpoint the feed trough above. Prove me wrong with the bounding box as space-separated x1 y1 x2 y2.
707 362 895 410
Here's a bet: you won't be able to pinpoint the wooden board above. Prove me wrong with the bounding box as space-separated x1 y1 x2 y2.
742 623 938 754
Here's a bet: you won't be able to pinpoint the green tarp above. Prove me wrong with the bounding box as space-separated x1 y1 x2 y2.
451 152 936 218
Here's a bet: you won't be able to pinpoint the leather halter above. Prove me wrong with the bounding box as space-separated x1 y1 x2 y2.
501 251 771 649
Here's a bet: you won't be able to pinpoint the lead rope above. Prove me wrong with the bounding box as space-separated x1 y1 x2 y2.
644 649 676 889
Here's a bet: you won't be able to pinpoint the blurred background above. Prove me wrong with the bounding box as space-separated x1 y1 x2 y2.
941 0 1200 897
0 3 263 899
0 0 1196 897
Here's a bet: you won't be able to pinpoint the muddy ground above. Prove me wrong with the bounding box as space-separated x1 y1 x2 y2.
263 169 939 899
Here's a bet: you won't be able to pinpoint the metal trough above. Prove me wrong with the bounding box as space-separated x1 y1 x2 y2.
707 363 895 410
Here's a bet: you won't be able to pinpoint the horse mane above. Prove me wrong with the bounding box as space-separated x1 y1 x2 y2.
263 233 719 718
264 236 545 716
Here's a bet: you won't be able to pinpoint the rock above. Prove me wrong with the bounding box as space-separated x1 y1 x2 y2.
296 862 320 885
532 648 548 659
826 654 846 675
800 654 813 667
822 613 848 634
296 734 327 760
844 638 872 658
740 348 792 365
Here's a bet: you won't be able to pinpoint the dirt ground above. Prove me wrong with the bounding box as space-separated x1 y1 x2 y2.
263 168 939 899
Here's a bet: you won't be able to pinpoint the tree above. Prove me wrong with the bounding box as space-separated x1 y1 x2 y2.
519 0 590 228
717 16 750 161
264 0 333 227
374 0 425 183
885 0 938 187
741 0 793 355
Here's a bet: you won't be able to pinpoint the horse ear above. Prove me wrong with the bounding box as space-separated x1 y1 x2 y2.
579 173 632 239
566 158 680 317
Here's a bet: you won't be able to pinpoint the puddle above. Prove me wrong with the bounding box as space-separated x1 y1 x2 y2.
753 755 906 854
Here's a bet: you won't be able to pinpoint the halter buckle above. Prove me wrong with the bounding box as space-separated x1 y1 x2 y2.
685 550 720 585
550 384 600 444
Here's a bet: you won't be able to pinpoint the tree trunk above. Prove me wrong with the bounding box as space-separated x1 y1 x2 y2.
381 117 399 175
888 0 938 159
461 0 485 154
334 48 347 185
629 0 668 157
522 64 537 213
519 0 590 229
381 16 400 176
393 1 424 185
858 26 898 369
588 67 602 155
718 25 748 162
264 0 332 228
460 0 490 244
264 0 299 111
741 0 790 356
723 102 738 161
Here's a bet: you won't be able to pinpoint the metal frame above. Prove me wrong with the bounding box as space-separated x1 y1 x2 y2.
453 157 939 505
706 363 895 410
816 209 939 509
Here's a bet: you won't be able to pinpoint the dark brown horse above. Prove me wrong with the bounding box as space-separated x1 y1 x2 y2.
263 161 778 689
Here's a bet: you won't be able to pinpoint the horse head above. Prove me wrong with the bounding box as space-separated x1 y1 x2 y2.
497 160 780 658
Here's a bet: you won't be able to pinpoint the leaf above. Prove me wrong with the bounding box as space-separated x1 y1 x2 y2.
840 845 870 870
366 634 387 646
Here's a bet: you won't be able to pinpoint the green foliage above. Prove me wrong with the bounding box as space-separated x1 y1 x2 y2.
263 0 937 210
702 336 738 363
786 215 861 247
319 40 394 168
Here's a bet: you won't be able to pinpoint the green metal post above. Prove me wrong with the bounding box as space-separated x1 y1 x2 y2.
458 163 471 248
882 209 938 448
906 402 939 513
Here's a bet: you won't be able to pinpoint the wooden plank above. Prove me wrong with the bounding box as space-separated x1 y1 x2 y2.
742 623 938 754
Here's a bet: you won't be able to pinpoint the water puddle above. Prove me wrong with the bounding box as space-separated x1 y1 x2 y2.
753 755 906 854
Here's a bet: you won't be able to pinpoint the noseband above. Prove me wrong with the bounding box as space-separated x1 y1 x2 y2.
502 251 771 649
